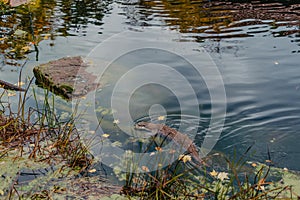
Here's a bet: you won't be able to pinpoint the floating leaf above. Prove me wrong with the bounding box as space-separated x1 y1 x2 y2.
155 147 162 152
44 34 51 40
149 152 155 156
210 169 218 177
217 172 229 181
157 116 165 121
113 119 120 125
179 154 191 163
88 169 96 173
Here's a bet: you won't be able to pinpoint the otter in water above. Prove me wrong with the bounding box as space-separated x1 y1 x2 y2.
135 121 204 166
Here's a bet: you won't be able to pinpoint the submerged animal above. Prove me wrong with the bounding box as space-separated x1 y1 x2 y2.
135 121 204 166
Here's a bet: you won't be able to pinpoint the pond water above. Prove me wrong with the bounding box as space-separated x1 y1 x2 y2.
1 0 300 172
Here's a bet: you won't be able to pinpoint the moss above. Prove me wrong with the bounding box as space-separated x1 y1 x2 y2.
33 66 74 100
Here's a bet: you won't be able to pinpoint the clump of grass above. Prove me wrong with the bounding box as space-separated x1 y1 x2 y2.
0 88 92 171
120 157 203 199
119 144 296 200
202 149 294 200
0 86 96 199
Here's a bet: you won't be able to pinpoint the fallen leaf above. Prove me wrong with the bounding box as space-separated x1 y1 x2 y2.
88 169 96 173
210 170 218 177
113 119 120 125
155 147 162 152
157 116 165 121
179 154 192 163
217 172 229 181
102 133 110 138
44 34 51 40
149 152 155 156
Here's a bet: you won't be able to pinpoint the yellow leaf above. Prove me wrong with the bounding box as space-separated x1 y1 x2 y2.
155 147 162 152
102 133 110 138
157 116 165 121
179 154 191 163
88 169 96 173
113 119 120 124
210 169 218 177
44 34 51 40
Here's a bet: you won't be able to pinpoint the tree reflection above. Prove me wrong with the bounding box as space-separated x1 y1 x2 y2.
132 0 299 39
0 0 111 63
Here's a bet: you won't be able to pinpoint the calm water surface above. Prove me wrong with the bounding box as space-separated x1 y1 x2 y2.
1 0 300 170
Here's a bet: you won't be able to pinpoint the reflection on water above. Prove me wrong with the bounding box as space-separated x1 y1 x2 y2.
120 0 299 39
0 0 111 62
0 0 300 170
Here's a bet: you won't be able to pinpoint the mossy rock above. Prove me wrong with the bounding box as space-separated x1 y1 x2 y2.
33 56 100 100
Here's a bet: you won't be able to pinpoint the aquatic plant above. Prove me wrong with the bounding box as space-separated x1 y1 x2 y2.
118 144 298 199
0 86 94 198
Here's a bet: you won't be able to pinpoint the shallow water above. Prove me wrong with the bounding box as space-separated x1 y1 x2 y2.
0 0 300 171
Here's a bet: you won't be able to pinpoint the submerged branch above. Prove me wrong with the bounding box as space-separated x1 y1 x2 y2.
0 80 26 92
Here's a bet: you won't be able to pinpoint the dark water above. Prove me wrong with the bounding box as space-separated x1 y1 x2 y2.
1 0 300 171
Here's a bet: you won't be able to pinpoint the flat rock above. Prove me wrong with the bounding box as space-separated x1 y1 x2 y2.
33 56 99 100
